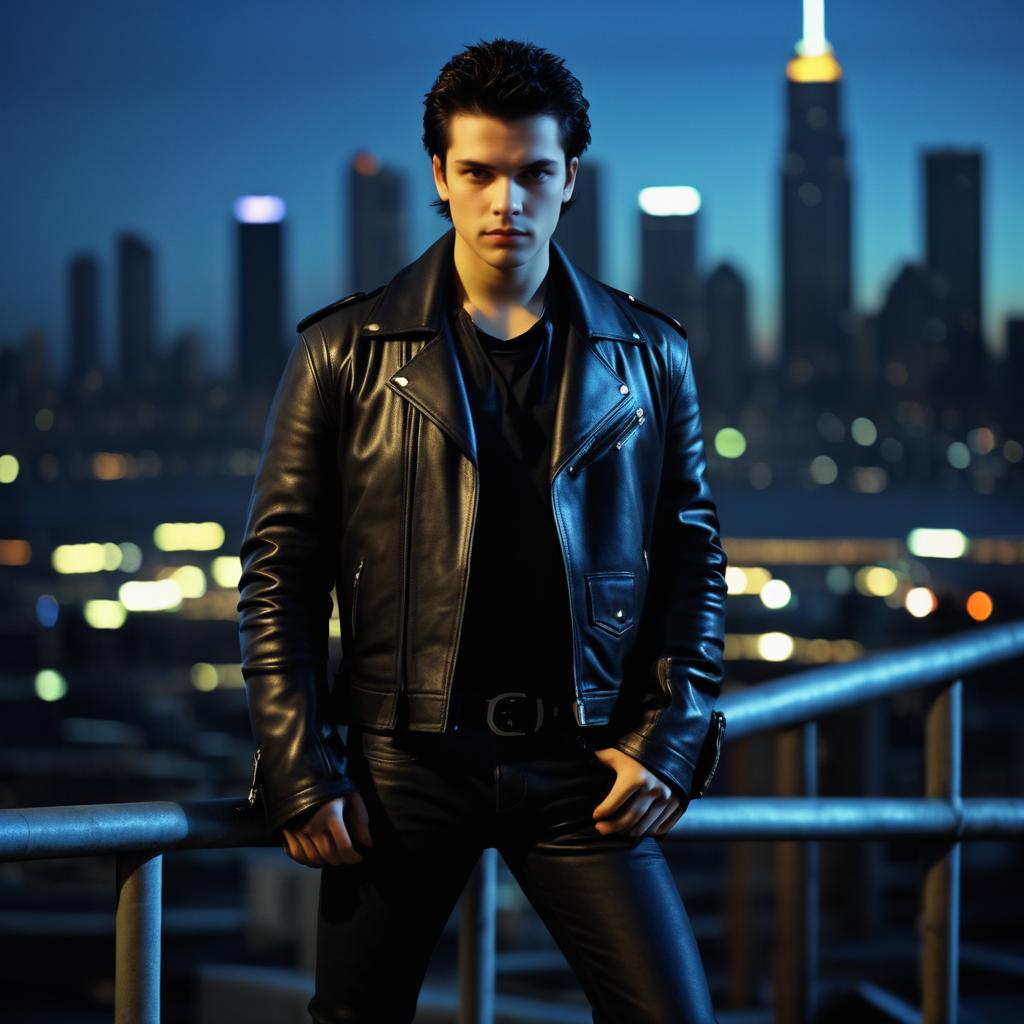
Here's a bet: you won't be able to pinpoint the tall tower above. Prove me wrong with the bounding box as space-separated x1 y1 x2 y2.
116 232 158 389
234 194 287 392
552 158 604 281
780 0 853 405
348 151 409 294
923 149 988 406
637 185 704 343
68 253 102 386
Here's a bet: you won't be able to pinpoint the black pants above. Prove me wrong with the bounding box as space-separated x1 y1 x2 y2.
308 719 718 1024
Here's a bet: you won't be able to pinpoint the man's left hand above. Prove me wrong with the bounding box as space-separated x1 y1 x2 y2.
590 746 689 838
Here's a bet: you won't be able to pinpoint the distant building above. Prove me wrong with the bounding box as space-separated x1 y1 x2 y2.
116 232 158 389
68 253 102 386
234 195 287 393
923 148 990 406
349 151 409 294
704 261 754 416
779 16 854 405
552 158 604 282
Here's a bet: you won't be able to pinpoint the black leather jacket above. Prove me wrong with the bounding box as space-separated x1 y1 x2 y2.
238 227 728 833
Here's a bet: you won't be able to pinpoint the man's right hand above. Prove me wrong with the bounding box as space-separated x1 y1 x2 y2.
280 790 374 867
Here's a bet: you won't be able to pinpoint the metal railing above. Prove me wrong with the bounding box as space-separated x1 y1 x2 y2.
2 617 1023 1024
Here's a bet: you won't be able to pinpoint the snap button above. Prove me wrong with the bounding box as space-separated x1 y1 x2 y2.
619 384 629 394
394 376 409 386
366 322 380 331
627 294 635 302
631 332 640 339
615 609 624 619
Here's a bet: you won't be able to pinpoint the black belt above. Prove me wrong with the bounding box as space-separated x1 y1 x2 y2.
469 691 577 737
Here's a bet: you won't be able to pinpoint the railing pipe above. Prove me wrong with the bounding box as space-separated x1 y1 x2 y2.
115 850 162 1024
922 678 963 1024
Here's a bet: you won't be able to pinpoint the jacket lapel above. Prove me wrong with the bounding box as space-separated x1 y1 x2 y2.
358 227 649 486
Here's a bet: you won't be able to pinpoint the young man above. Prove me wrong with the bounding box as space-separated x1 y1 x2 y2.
238 37 727 1024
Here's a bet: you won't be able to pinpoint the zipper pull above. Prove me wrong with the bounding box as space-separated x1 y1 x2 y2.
247 747 262 806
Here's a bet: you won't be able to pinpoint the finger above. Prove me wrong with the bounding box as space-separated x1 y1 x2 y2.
309 827 342 867
326 806 364 865
646 800 681 835
653 800 689 836
346 792 374 848
597 793 656 834
629 798 672 837
294 830 326 867
282 828 314 867
592 778 640 823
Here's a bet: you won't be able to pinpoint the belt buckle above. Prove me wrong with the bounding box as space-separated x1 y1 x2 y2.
485 692 544 736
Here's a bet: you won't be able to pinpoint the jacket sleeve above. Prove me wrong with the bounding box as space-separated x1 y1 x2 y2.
612 332 728 800
237 330 358 834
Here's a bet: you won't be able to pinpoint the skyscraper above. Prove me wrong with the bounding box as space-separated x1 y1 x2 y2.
348 151 409 294
116 232 157 389
779 0 853 404
637 185 703 336
552 158 604 281
68 253 101 387
923 148 988 405
234 195 287 392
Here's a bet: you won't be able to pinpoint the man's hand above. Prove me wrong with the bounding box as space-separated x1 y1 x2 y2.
590 747 689 838
280 790 374 867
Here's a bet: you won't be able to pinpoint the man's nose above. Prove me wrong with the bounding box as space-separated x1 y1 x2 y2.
492 177 525 213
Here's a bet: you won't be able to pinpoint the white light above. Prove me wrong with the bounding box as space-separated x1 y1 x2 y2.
758 632 795 662
800 0 827 56
638 186 701 217
233 195 286 223
760 579 792 609
907 528 968 559
118 578 183 612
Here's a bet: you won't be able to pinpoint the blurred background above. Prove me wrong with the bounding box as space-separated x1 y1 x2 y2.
1 0 1022 1021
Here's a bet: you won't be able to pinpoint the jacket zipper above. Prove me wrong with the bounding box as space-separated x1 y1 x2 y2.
444 461 479 731
568 405 645 477
695 710 726 797
396 342 416 707
351 558 365 639
247 747 262 806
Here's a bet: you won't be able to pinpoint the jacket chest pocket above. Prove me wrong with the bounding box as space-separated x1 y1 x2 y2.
584 571 636 637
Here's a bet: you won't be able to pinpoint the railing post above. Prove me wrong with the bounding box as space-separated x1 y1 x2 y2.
458 846 497 1024
802 720 820 1021
115 849 162 1024
921 677 962 1024
773 724 810 1024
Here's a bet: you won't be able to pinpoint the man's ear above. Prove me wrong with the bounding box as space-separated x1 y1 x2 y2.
432 153 449 201
563 156 580 200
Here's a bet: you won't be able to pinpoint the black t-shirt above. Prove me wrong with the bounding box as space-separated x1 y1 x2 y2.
446 278 576 722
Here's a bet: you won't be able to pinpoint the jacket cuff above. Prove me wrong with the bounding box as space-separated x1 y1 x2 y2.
271 776 359 835
613 732 698 800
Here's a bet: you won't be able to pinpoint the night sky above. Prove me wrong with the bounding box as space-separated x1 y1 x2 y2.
2 0 1021 376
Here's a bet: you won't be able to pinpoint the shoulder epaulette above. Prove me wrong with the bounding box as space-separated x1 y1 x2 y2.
616 289 687 339
296 285 384 334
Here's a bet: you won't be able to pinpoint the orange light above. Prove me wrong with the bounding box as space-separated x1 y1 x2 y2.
0 538 32 565
786 53 842 82
353 151 379 175
965 591 993 621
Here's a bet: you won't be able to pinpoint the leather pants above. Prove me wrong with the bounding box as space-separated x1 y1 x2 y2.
307 719 719 1024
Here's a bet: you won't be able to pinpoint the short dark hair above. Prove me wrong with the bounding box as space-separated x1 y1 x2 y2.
422 38 592 222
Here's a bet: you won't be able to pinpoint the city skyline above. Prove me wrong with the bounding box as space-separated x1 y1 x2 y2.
2 0 1021 378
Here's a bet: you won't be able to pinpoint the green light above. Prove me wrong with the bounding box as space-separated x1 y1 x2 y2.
715 427 747 459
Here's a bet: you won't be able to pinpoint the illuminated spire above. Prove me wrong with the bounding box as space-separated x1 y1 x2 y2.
786 0 842 82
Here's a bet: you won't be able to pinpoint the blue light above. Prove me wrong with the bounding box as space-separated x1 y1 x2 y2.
36 593 59 628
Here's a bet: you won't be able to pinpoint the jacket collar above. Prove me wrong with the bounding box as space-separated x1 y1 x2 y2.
362 227 647 485
358 226 647 345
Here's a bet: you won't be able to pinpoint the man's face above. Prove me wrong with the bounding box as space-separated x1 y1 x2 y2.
432 111 578 271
